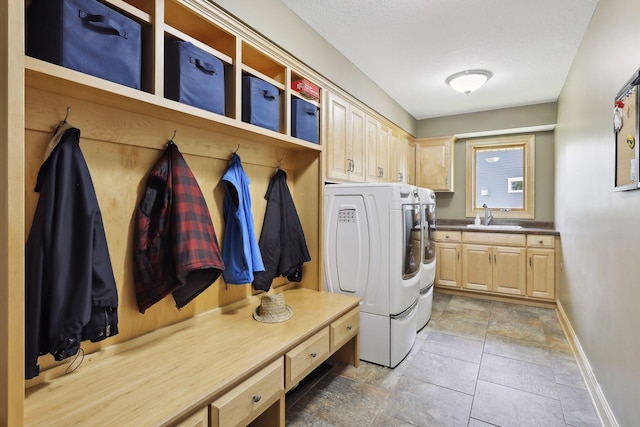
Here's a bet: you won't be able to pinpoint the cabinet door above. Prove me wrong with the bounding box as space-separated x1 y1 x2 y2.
397 134 408 183
416 137 454 191
407 138 415 185
493 246 526 295
377 123 390 181
462 244 492 292
325 91 349 181
348 103 366 182
435 242 461 288
365 115 380 182
527 248 555 299
388 131 401 182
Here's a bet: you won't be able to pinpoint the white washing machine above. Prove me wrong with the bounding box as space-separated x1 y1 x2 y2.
324 182 421 367
417 187 436 331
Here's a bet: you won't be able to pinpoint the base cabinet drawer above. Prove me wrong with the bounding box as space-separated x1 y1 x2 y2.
285 327 330 390
211 358 283 427
330 307 359 351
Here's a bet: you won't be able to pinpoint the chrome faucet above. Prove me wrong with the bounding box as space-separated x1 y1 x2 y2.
482 203 493 225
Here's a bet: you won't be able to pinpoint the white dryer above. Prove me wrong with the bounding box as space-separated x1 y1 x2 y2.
324 183 421 367
417 187 436 331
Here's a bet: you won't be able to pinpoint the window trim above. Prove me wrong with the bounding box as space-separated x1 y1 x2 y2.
465 135 535 219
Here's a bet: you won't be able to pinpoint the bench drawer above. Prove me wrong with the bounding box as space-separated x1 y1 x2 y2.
285 327 330 390
211 358 283 427
330 307 359 351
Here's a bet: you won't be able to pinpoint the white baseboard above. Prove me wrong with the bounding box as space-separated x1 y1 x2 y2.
556 300 618 427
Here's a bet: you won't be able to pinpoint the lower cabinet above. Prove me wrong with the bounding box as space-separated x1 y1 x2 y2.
433 231 462 289
462 244 526 296
526 235 556 300
435 230 557 302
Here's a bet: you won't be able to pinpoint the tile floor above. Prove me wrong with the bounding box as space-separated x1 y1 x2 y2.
285 292 602 427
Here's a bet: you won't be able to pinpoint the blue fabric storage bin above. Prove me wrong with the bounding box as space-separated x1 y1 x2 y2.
242 76 280 132
291 98 319 144
26 0 142 89
165 41 225 115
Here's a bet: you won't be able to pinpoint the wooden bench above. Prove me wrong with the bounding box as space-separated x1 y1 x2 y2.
24 288 360 426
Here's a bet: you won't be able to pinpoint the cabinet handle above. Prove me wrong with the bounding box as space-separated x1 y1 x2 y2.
488 254 491 263
350 159 355 172
538 240 543 245
253 394 262 403
445 235 449 239
457 251 460 260
529 257 532 267
494 254 496 263
310 352 317 358
445 175 448 184
346 325 353 331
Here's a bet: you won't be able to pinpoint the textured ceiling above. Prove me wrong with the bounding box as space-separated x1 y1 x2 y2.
279 0 599 120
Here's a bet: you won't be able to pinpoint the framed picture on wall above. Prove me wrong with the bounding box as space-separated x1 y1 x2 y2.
614 69 640 191
507 177 523 193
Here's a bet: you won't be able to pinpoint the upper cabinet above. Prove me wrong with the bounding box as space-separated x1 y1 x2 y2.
407 138 416 185
415 136 456 192
324 89 414 184
365 114 390 182
325 91 366 182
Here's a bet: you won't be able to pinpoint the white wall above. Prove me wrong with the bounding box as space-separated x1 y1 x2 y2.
555 0 640 425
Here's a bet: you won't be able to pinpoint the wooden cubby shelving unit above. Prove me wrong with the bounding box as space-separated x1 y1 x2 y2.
3 0 335 424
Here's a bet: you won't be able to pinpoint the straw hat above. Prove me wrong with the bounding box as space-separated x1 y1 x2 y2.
253 293 293 323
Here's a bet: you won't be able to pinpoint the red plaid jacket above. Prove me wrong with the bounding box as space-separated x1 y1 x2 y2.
134 142 224 313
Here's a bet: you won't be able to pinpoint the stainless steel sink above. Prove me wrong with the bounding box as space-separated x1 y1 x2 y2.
466 224 523 230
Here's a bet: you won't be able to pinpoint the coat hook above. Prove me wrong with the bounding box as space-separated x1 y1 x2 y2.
277 154 286 169
233 144 240 154
63 106 71 123
167 130 177 147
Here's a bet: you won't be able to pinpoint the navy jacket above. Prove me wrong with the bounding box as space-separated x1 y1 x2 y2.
252 169 311 292
25 126 119 379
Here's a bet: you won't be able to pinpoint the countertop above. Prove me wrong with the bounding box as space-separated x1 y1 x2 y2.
435 220 560 236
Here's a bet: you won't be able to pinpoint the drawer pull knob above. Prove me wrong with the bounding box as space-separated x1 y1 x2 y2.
538 240 543 244
310 352 317 358
253 394 262 403
346 325 353 331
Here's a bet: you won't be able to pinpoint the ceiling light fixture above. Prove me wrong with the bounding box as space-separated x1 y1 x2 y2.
446 70 492 94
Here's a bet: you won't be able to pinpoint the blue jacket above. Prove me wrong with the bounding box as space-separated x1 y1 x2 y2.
221 154 264 284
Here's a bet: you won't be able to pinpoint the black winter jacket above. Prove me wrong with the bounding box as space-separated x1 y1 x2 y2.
25 126 119 379
252 169 311 292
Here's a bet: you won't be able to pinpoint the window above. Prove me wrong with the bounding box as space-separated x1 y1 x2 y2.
466 135 535 219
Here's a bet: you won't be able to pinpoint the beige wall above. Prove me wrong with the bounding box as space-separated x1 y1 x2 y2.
555 0 640 425
212 0 417 135
416 102 557 137
417 105 556 222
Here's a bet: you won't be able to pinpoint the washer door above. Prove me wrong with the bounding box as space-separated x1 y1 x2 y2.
402 203 422 280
